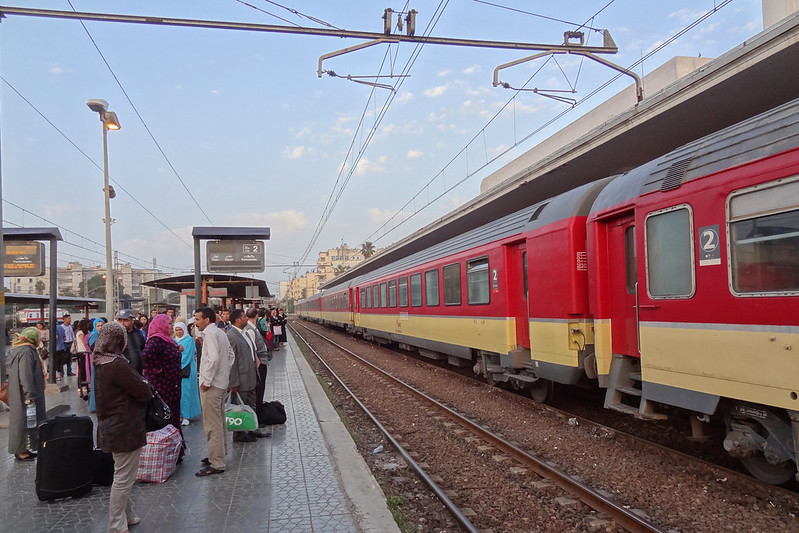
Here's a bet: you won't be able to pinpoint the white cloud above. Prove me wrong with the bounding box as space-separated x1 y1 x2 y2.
42 204 70 217
210 89 220 95
406 150 424 159
437 68 452 77
49 65 65 75
427 112 446 122
669 8 705 22
228 210 310 234
356 156 388 176
283 146 308 160
367 207 401 224
395 91 414 104
463 64 481 74
424 84 449 97
294 126 312 139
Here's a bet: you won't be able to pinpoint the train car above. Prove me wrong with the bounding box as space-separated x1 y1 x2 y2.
16 308 68 326
587 98 799 484
300 97 799 483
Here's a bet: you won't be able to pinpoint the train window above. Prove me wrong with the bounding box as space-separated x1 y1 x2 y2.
625 226 637 294
380 283 387 307
522 252 528 298
398 277 409 306
443 263 461 305
645 205 695 298
467 257 490 305
388 280 397 307
410 273 423 306
372 285 379 309
728 177 799 294
360 288 367 309
365 287 372 308
425 269 440 306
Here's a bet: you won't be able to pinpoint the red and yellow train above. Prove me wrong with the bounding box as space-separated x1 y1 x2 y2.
298 97 799 484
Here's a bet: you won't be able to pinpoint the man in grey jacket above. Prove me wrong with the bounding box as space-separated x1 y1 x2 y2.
244 307 271 411
226 309 260 443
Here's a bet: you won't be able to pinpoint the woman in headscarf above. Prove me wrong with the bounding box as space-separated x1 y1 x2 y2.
6 327 46 462
94 321 151 533
142 314 184 452
87 318 103 349
173 321 201 426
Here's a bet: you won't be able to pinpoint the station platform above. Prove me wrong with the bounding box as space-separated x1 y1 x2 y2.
0 332 399 532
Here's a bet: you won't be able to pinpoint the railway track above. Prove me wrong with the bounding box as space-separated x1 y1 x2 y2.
291 321 664 533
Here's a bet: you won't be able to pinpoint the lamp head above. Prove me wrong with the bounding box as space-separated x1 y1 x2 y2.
104 111 121 130
87 98 109 113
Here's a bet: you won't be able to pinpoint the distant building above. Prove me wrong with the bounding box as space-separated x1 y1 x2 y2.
5 261 166 302
282 243 375 303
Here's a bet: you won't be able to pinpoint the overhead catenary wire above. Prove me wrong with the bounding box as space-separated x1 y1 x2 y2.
296 0 449 276
66 0 215 227
2 201 183 273
365 0 730 245
0 75 194 250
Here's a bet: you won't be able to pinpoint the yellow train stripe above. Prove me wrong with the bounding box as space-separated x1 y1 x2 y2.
640 322 799 410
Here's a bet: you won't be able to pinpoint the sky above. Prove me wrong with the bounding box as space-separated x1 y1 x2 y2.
0 1 764 295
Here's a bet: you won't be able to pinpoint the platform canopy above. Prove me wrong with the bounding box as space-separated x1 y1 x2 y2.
142 273 270 299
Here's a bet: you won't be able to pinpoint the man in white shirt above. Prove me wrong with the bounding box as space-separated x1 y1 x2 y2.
194 307 234 476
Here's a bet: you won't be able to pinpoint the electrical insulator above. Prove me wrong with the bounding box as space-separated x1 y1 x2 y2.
397 13 403 32
405 9 417 36
383 8 393 35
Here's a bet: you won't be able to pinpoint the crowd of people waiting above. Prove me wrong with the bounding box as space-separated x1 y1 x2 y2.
4 304 289 533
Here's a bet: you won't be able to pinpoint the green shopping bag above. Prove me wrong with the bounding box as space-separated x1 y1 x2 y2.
225 392 258 431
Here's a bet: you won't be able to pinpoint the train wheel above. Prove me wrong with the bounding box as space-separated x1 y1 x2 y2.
741 455 796 485
529 379 554 404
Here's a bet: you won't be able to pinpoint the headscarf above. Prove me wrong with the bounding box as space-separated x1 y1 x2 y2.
92 321 128 365
13 327 40 347
147 313 175 346
173 321 188 340
87 318 103 348
174 321 196 371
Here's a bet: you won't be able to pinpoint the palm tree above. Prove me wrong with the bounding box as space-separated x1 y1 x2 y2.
360 241 375 259
333 264 351 276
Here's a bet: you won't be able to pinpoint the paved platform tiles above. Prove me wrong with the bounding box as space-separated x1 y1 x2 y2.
0 332 398 532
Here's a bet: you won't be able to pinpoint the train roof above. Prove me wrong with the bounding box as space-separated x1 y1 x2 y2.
591 96 799 213
324 13 799 290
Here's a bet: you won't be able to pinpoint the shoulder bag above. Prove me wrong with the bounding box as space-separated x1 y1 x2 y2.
181 363 191 379
145 387 172 432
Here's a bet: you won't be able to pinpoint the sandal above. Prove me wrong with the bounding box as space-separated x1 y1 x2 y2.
195 465 224 477
15 453 36 462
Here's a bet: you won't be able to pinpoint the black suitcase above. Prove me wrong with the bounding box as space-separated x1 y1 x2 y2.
36 415 94 501
92 448 115 486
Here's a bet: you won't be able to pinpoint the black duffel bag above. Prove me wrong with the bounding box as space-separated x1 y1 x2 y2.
256 400 287 425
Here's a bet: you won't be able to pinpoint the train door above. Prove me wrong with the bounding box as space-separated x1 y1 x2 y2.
506 242 530 348
604 213 639 357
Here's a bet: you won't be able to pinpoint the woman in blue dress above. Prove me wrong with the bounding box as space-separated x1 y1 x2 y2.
173 321 201 425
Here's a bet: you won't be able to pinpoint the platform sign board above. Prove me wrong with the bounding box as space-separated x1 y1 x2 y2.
3 241 45 276
181 288 228 297
207 240 265 273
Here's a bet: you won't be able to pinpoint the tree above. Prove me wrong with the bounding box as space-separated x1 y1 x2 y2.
360 241 375 259
333 264 351 276
79 274 125 300
34 280 46 295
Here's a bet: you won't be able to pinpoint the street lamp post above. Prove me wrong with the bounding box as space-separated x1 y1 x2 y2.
87 99 120 317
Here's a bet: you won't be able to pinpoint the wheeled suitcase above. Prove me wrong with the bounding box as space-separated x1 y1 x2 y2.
36 415 94 501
